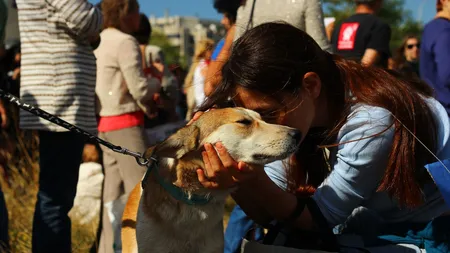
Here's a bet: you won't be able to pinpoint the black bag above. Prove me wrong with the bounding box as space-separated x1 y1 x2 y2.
261 197 340 252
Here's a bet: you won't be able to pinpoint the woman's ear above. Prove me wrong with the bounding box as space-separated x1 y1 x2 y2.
301 72 322 99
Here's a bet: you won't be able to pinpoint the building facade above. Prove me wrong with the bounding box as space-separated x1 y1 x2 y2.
149 13 225 66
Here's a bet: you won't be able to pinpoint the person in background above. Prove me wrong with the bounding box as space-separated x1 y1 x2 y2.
420 0 450 117
184 39 214 121
133 13 180 128
206 0 241 89
0 0 8 130
2 40 21 97
169 63 188 120
0 0 9 250
326 21 335 42
204 0 330 97
331 0 391 68
95 1 162 252
15 0 102 252
391 35 420 79
0 0 6 60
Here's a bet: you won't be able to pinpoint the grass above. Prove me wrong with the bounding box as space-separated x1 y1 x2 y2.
0 105 99 253
0 104 235 252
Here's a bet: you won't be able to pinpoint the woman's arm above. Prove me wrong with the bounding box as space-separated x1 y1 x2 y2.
204 25 236 96
199 143 315 229
233 172 315 230
199 106 395 229
47 0 102 41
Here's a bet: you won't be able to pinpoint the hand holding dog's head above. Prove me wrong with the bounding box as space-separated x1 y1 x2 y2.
152 108 301 165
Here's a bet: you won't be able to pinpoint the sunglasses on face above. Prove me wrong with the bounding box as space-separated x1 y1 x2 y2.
406 43 420 49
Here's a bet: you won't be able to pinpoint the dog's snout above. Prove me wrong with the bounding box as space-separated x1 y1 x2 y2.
290 130 302 144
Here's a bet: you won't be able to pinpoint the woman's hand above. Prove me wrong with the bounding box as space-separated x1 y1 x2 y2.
0 100 8 129
187 111 204 125
197 142 264 190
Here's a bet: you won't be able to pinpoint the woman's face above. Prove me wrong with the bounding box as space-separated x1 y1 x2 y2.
204 48 213 61
404 38 420 62
233 73 322 143
221 14 232 30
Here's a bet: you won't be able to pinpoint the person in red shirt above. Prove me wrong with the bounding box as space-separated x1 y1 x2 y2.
95 1 162 252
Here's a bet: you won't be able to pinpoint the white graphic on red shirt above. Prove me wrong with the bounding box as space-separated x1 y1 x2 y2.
338 22 360 50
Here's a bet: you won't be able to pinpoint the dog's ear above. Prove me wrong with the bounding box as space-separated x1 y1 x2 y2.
154 125 200 159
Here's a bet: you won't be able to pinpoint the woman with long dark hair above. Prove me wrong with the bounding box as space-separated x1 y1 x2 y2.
391 35 420 79
194 22 450 251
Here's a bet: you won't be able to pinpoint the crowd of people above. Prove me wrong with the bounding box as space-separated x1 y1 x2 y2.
0 0 449 252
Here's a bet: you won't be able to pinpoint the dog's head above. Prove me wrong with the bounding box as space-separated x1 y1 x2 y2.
146 108 301 191
151 107 301 164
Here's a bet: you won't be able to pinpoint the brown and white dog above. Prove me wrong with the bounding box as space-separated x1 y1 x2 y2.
121 108 302 253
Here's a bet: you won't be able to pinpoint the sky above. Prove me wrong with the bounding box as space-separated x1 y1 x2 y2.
90 0 436 24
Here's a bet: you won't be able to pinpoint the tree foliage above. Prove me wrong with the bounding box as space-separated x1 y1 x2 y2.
323 0 423 52
149 31 185 67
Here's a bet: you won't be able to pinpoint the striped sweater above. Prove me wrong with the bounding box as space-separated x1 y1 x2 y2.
16 0 102 132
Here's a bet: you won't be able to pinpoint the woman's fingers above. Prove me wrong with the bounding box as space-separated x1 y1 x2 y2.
215 142 238 170
204 143 223 176
192 111 203 121
197 169 219 189
187 111 204 125
202 151 213 179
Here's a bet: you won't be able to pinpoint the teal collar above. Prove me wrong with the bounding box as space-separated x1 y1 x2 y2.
141 156 211 206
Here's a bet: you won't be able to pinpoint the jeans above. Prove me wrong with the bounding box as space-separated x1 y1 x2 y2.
224 205 264 253
32 131 84 253
224 160 287 253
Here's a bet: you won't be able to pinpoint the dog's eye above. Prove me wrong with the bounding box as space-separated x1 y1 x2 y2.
236 119 252 125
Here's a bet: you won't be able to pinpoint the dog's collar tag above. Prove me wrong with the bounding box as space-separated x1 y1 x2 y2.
141 157 211 206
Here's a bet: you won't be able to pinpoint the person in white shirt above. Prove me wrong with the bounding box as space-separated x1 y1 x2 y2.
184 39 214 120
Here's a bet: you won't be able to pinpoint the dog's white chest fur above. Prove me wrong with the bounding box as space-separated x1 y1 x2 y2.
135 194 226 253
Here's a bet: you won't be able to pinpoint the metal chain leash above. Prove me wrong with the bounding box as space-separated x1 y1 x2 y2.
0 89 150 166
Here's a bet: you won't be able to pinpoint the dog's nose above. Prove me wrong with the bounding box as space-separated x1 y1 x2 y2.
291 130 302 144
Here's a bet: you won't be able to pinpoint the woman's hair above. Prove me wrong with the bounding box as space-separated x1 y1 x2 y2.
101 0 139 29
133 13 152 45
391 35 419 71
213 0 241 24
184 39 215 90
200 22 438 208
437 0 443 12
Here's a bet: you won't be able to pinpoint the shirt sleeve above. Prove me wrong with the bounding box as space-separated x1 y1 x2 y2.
118 38 161 116
304 0 332 52
211 39 225 61
434 29 450 89
312 106 395 226
264 160 288 190
46 0 103 40
366 22 391 57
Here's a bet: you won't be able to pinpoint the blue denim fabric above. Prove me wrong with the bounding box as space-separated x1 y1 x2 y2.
224 160 287 253
224 205 264 253
32 131 84 253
